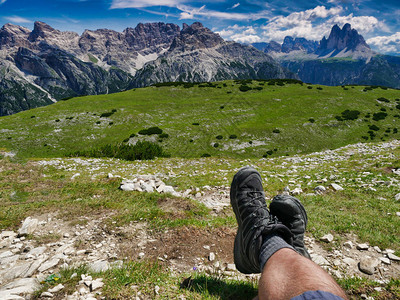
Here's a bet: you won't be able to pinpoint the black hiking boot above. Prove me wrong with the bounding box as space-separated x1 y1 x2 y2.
269 194 311 259
230 166 293 274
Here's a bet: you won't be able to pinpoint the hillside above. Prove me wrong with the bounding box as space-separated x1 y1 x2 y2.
0 80 399 160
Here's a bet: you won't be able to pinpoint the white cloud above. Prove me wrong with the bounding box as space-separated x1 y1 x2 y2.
231 3 240 9
367 32 400 54
110 0 186 9
178 4 270 20
216 25 261 43
5 16 31 23
0 0 6 4
259 5 386 43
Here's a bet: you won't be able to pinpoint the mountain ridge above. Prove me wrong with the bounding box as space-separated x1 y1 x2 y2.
0 21 294 116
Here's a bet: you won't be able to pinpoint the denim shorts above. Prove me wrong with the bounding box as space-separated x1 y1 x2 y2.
291 290 345 300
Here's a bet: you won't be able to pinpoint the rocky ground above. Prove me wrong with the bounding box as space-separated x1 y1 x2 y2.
0 141 400 299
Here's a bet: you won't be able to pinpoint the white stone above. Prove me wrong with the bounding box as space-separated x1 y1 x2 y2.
356 243 369 251
138 252 145 259
120 183 135 191
226 264 236 271
91 278 104 291
0 278 40 298
321 234 334 243
38 258 60 272
379 257 391 265
387 253 400 262
40 291 54 298
48 283 64 293
359 257 379 275
208 252 215 262
343 241 353 249
331 183 344 191
312 255 330 266
314 186 326 194
395 193 400 201
291 187 303 195
17 217 39 237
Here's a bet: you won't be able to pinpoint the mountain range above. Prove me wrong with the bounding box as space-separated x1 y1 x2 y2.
253 24 400 88
0 21 293 116
0 21 399 116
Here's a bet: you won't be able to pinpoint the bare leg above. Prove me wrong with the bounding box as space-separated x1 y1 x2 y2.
258 248 347 300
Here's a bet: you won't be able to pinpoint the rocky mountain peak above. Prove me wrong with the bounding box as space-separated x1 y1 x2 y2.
0 23 31 49
169 22 224 52
319 23 370 53
28 21 60 42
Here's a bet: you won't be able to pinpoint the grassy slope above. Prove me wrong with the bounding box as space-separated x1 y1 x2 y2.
0 80 399 159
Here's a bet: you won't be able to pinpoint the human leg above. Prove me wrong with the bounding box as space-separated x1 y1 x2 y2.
258 248 347 300
230 167 347 300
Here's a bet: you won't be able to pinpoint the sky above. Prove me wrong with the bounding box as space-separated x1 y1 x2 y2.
1 0 399 55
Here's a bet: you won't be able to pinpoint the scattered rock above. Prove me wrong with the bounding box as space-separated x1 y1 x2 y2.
291 187 303 195
40 291 54 298
379 257 391 265
91 278 104 291
343 241 353 249
314 186 326 194
359 257 379 275
48 283 64 293
17 217 39 237
321 234 334 243
312 254 330 266
208 252 215 262
331 183 344 191
387 253 400 262
357 243 369 251
395 193 400 201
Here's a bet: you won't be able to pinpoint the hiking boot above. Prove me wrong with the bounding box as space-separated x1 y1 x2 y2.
269 194 311 259
231 166 293 274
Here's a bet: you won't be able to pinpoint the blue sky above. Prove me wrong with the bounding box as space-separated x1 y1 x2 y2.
1 0 399 54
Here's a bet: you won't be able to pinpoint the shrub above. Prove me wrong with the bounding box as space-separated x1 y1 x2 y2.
55 119 60 122
31 115 35 118
130 133 136 138
372 112 387 121
394 128 398 133
109 122 114 125
263 150 273 157
239 85 252 92
307 86 313 89
368 125 380 131
229 134 237 139
309 118 315 123
220 106 224 109
69 141 167 161
159 133 169 139
377 97 390 103
192 122 200 126
341 110 360 120
201 153 211 157
96 121 101 124
249 141 253 144
123 138 129 143
317 87 323 90
380 107 387 112
100 112 114 118
273 129 280 133
216 135 223 140
138 126 163 135
396 104 400 110
361 136 369 140
66 117 74 120
213 143 219 148
189 139 194 143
